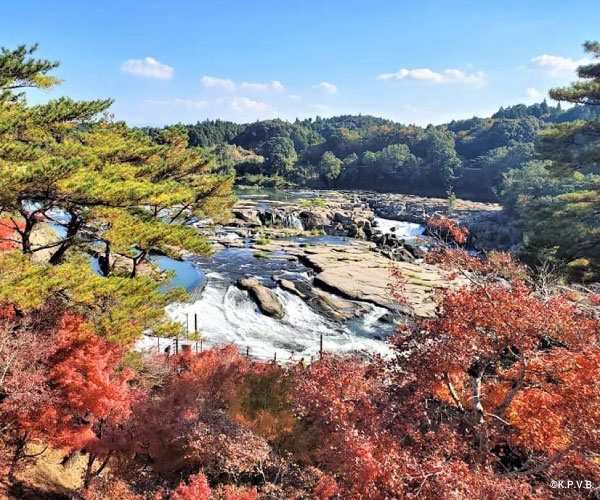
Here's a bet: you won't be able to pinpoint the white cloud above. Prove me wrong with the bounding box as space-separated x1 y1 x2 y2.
240 80 284 91
529 54 590 77
378 67 485 86
289 94 302 102
525 87 541 98
313 82 338 94
224 96 270 114
121 57 173 79
201 76 236 92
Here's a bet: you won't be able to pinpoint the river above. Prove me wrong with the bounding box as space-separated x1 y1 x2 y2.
139 190 425 361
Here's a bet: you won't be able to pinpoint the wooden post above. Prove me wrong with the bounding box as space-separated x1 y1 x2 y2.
185 313 189 333
200 339 203 352
319 333 323 360
194 313 198 333
175 337 179 355
195 342 198 354
246 347 250 358
274 351 277 363
157 336 160 351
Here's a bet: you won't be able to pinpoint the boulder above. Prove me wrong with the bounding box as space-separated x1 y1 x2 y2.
237 278 284 319
277 278 307 299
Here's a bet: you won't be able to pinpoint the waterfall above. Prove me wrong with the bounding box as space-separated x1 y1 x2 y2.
282 213 304 230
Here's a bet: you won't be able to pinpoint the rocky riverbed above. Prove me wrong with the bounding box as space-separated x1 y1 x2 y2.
216 188 517 253
254 239 462 318
38 188 508 358
197 189 502 321
148 188 496 360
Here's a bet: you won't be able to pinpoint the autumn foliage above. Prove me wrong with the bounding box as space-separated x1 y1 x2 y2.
426 215 469 245
0 305 135 488
1 231 599 498
0 218 24 251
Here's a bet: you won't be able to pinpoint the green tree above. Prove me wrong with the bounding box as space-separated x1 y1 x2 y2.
0 44 60 102
0 45 234 271
318 151 342 185
537 42 600 176
261 136 297 176
376 143 417 175
0 44 235 342
423 126 462 187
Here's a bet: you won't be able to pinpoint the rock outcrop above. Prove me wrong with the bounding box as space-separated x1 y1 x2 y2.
361 192 501 225
287 241 463 317
272 275 371 322
237 277 284 319
230 191 374 239
230 190 508 252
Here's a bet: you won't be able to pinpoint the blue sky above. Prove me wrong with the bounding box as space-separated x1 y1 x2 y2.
3 0 599 126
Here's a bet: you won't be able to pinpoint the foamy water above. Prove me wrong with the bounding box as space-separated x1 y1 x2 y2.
157 272 392 361
372 217 424 238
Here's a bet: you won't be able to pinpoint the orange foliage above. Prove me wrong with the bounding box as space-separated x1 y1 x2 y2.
426 215 468 244
2 247 599 499
0 218 23 251
170 473 211 500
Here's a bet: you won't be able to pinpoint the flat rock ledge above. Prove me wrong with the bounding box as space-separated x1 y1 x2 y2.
284 242 463 318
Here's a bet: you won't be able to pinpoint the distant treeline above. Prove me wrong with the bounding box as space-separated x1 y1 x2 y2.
141 101 600 202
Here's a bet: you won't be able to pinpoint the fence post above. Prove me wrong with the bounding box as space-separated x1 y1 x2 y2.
194 313 198 333
200 339 203 352
319 333 323 360
274 351 277 363
157 336 160 351
246 347 250 358
175 337 179 355
185 313 189 333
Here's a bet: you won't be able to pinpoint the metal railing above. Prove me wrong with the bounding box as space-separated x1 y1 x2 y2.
143 331 324 366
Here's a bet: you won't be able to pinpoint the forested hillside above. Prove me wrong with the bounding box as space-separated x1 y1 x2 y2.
144 102 600 201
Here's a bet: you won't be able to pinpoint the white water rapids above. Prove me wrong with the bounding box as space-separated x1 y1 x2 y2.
148 272 392 361
372 217 425 240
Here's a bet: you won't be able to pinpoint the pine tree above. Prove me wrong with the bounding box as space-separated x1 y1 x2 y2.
0 43 235 343
0 44 234 268
530 41 600 278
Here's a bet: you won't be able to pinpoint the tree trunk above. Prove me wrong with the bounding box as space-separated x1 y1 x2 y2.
49 212 82 265
82 452 111 492
83 453 96 492
7 432 27 481
472 375 484 418
98 242 112 277
130 250 147 278
20 216 35 254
